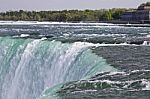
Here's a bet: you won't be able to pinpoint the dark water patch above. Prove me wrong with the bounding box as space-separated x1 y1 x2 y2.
53 70 150 99
57 90 150 99
92 46 150 71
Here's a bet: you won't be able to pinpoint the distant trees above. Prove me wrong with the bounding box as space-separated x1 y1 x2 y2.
0 9 127 22
146 2 150 6
100 10 112 21
140 2 150 6
1 2 149 22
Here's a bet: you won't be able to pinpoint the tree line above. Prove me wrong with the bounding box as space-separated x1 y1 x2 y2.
0 9 128 22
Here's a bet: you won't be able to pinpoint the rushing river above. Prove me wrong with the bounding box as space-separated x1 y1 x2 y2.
0 21 150 99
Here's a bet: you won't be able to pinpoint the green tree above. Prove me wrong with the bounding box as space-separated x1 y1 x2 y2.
145 2 150 6
101 11 112 21
34 14 41 21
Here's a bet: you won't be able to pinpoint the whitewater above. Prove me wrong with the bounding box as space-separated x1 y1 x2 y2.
0 37 116 99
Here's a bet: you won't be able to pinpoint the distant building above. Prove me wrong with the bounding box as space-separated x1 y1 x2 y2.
121 5 150 21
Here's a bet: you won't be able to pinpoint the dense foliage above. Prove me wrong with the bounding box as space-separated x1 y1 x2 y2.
0 9 127 21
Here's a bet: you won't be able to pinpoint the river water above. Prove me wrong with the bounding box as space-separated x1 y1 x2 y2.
0 21 150 99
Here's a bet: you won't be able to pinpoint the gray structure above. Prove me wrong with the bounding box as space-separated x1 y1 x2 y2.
121 5 150 21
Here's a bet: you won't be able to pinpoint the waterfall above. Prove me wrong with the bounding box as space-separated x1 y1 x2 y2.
0 37 116 99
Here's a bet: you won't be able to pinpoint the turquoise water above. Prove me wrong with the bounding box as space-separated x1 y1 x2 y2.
0 37 116 99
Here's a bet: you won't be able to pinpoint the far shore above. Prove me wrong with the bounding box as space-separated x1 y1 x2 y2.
0 20 150 27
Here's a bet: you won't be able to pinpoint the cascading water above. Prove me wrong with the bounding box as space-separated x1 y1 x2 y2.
0 37 116 99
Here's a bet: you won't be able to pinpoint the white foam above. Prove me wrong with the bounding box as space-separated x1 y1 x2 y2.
0 21 116 26
20 34 30 37
71 90 97 94
72 33 126 37
40 37 47 41
142 41 150 45
73 42 131 47
142 80 150 90
131 70 150 73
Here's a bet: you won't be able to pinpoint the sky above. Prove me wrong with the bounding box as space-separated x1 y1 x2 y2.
0 0 150 12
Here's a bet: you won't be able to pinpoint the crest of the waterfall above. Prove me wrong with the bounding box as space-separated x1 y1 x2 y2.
0 37 116 99
44 42 94 86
